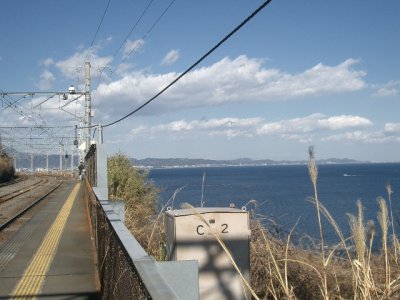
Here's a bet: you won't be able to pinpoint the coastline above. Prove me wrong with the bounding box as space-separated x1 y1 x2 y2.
131 159 399 170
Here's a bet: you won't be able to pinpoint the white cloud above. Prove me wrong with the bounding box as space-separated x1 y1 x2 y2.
373 80 400 97
322 122 400 143
54 48 113 79
41 58 54 67
157 120 193 132
120 117 263 142
116 114 377 144
208 129 254 139
318 115 372 130
250 58 366 98
155 117 263 133
375 87 398 97
384 123 400 133
95 56 367 118
256 114 372 135
122 39 145 56
322 131 399 144
161 49 180 66
100 36 113 47
36 70 56 90
257 114 321 134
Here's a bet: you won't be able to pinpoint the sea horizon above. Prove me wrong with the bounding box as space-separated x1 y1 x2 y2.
133 159 399 169
148 163 400 250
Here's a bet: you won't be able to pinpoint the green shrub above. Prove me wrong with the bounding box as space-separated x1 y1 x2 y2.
107 153 160 254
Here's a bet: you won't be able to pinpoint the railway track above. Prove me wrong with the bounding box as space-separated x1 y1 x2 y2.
0 177 48 204
0 176 26 188
0 176 62 231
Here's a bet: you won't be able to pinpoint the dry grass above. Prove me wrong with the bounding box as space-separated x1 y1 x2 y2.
308 146 329 299
251 206 400 299
108 151 400 299
0 145 15 182
181 202 259 299
247 147 400 299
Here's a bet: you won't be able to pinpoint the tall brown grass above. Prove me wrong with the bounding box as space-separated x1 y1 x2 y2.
250 148 400 299
109 151 400 299
181 202 259 300
308 146 329 299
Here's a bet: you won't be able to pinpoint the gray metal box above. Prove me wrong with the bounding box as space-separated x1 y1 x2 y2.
165 207 251 300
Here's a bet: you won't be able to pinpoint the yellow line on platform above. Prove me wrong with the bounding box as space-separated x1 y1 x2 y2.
10 183 80 299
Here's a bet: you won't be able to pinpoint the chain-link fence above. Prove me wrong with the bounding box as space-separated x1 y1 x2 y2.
84 145 198 300
95 197 151 298
85 144 96 187
84 160 154 298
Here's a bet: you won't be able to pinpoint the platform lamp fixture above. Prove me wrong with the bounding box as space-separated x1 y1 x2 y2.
68 85 76 94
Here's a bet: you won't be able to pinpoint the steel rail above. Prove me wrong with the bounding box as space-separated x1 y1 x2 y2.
0 182 62 230
0 177 26 188
0 178 47 204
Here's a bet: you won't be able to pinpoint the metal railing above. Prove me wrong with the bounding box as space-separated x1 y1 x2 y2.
84 144 199 300
85 145 96 187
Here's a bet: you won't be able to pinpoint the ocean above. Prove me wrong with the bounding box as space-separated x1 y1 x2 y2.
148 163 400 248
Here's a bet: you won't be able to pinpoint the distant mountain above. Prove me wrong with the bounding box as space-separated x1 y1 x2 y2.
11 152 364 170
10 146 364 170
130 157 363 168
318 158 361 164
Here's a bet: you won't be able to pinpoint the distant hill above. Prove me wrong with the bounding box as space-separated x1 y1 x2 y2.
11 152 364 170
130 157 363 168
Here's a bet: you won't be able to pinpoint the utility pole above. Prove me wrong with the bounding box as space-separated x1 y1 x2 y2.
85 61 92 154
70 144 74 171
98 123 103 144
59 149 62 171
46 152 49 172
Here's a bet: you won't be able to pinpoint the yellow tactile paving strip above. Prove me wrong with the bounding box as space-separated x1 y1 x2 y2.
10 183 80 299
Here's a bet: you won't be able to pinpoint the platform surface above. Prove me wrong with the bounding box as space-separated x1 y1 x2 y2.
0 180 99 299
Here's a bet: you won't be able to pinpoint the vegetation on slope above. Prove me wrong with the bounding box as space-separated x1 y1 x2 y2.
0 144 15 182
108 151 400 299
107 153 164 258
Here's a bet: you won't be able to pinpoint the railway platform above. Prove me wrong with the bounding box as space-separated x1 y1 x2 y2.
0 180 99 299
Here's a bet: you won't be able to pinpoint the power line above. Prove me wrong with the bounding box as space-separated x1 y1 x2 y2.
93 0 175 110
112 0 155 58
92 0 156 104
103 0 274 128
0 90 81 151
114 0 176 73
0 126 73 129
84 0 112 62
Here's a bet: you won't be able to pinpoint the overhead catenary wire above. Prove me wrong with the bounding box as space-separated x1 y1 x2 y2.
0 125 77 154
70 0 111 121
0 126 74 129
93 0 175 110
92 0 156 98
112 0 155 59
114 0 176 73
83 0 112 63
102 0 273 128
0 91 79 150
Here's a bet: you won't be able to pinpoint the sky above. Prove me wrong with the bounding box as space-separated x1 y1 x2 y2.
0 0 399 162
